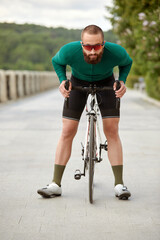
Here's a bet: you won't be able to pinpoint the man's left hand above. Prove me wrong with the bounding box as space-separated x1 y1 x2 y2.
113 81 126 98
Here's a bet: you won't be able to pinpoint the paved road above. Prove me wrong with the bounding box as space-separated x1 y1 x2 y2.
0 89 160 240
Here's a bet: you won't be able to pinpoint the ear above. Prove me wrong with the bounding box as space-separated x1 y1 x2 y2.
103 41 106 48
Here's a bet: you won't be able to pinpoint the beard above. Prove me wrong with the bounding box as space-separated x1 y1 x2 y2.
83 49 104 64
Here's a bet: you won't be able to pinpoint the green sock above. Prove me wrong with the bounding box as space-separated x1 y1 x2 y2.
52 164 66 187
112 165 124 186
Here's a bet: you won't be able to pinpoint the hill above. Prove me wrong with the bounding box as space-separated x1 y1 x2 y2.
0 23 117 71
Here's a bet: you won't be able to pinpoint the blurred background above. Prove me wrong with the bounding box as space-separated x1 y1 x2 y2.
0 0 159 100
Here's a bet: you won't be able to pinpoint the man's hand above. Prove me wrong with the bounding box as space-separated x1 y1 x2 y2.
113 81 126 98
59 80 72 98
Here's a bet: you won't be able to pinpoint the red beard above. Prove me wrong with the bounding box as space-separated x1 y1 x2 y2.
83 49 104 64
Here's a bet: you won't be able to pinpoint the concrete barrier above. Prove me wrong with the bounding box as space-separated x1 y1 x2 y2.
0 70 7 102
0 70 59 103
15 71 24 98
5 70 17 100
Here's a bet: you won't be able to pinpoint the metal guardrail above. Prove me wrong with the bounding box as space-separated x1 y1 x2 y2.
0 70 59 103
134 82 146 91
133 77 146 92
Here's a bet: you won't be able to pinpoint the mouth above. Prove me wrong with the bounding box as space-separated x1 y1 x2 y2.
89 55 97 59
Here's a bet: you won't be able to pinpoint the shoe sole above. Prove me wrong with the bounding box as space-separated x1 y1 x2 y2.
37 190 61 198
116 192 131 200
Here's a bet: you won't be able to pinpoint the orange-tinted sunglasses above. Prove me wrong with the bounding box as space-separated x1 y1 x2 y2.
82 42 104 51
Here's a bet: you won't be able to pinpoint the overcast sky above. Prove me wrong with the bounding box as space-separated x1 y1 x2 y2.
0 0 113 31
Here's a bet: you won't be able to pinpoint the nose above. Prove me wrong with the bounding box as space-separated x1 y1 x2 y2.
90 48 96 54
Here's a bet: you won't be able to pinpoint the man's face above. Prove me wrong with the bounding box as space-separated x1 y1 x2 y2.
81 32 104 64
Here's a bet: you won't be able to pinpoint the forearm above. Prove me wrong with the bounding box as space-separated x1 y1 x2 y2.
118 59 133 83
52 58 67 83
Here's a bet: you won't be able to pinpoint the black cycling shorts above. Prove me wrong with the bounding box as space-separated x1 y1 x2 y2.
62 74 120 121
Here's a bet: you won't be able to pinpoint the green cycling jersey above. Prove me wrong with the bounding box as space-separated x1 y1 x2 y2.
52 41 132 83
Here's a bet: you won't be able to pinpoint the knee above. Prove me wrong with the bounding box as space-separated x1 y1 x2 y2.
103 124 119 139
61 125 78 140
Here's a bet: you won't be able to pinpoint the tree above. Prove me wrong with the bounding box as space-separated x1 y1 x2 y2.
0 23 117 71
106 0 160 99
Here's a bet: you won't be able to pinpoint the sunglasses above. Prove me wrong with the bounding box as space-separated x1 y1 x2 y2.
82 42 104 51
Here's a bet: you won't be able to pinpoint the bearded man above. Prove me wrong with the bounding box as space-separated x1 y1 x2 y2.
37 25 132 200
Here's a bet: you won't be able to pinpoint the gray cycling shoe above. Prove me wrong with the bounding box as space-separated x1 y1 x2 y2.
114 184 131 200
37 182 62 198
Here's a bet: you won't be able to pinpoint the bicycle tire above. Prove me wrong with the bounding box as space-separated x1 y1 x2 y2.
89 115 96 203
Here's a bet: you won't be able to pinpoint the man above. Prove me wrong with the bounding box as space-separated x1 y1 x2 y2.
37 25 132 200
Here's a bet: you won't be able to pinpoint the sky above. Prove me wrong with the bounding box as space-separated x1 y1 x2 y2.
0 0 113 31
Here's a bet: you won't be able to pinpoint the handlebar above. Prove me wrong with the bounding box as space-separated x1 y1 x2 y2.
72 85 113 93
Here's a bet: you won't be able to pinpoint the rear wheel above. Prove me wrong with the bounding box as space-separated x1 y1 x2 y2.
89 115 96 203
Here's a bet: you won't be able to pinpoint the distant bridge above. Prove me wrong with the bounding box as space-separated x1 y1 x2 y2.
0 70 59 103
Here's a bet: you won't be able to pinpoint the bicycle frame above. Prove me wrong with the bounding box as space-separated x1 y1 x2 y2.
83 94 102 166
77 91 107 179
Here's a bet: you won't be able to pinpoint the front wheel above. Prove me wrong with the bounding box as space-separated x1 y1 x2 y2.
89 115 96 203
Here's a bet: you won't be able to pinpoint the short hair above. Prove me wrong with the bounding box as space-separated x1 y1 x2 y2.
81 25 104 40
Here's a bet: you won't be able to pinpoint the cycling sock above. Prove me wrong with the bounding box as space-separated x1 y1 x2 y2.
111 165 124 186
52 164 66 187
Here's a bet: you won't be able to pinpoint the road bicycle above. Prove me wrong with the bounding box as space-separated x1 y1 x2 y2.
65 80 121 203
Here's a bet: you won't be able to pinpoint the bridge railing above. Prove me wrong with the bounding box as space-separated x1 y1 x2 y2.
0 70 59 103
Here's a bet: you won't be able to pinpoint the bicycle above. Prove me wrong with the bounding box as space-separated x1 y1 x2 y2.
65 79 121 203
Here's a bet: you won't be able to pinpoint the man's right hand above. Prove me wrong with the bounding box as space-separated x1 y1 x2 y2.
59 80 72 98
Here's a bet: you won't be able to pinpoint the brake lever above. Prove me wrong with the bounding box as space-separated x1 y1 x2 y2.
115 80 121 109
65 79 70 108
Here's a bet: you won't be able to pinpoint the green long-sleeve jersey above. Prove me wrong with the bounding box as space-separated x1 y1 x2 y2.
52 41 132 83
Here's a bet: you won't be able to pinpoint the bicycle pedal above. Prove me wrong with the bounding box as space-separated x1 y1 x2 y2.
74 169 81 180
100 143 108 151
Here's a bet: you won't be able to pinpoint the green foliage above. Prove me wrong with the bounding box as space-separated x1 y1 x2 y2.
106 0 160 100
0 22 117 71
126 75 140 88
104 30 118 43
145 73 160 100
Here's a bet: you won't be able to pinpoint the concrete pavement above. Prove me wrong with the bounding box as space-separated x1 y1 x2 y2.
0 88 160 240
